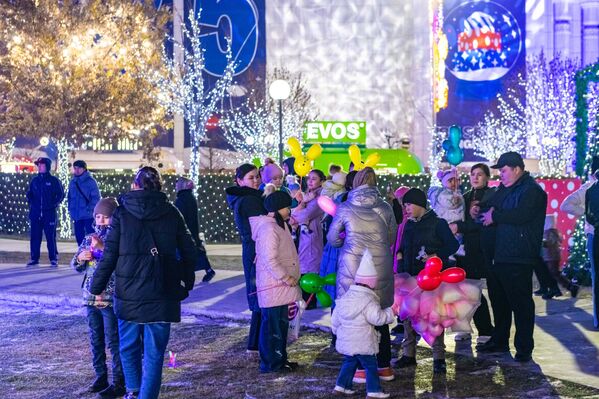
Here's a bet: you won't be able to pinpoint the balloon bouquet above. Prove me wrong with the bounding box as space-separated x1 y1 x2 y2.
393 256 482 346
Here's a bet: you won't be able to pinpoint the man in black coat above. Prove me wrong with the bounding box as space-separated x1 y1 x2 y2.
26 157 65 267
477 152 547 362
90 167 197 399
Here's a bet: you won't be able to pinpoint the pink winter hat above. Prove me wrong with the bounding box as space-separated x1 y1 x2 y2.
437 167 457 187
261 163 283 184
394 186 410 201
355 249 378 289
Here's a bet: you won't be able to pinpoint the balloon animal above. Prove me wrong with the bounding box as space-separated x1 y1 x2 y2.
348 144 380 171
287 137 322 177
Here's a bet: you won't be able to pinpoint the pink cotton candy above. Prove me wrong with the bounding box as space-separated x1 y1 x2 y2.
451 318 472 333
445 303 457 319
458 281 482 302
419 291 436 315
441 318 455 328
421 331 438 346
429 323 444 337
440 283 462 303
454 300 475 320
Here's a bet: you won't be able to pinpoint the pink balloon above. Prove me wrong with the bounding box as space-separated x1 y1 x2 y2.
317 195 337 216
441 267 466 283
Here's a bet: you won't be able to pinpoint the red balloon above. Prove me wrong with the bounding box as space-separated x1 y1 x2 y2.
417 269 442 291
424 256 443 274
441 267 466 283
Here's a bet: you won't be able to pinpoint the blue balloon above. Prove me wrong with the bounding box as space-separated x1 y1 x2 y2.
442 140 452 151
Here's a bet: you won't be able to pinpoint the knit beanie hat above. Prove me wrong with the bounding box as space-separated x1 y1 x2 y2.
437 167 457 187
332 171 347 186
402 188 427 209
94 198 118 217
355 249 377 289
261 163 283 184
264 191 292 213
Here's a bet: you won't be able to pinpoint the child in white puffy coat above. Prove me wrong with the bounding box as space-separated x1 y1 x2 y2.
331 250 395 398
428 168 465 256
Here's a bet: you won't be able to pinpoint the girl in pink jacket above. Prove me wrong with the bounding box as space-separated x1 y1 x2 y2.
250 191 302 373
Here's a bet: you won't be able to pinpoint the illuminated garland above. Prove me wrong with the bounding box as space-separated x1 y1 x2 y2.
574 61 599 176
563 218 591 286
143 8 235 190
57 139 72 239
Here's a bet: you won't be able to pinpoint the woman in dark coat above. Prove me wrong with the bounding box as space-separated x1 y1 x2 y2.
90 167 197 399
450 163 495 342
225 164 267 352
175 177 216 282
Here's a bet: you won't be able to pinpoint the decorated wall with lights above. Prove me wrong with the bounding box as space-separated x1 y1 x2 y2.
0 172 585 254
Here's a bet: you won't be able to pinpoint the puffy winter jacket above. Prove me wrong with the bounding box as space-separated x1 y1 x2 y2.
331 284 395 356
292 187 325 274
67 171 101 221
250 215 302 308
486 172 547 265
27 172 65 219
71 225 115 307
90 190 198 323
398 210 459 276
327 185 397 308
226 185 267 311
428 186 465 224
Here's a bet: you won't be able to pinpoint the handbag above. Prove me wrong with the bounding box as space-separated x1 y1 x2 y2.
142 221 190 301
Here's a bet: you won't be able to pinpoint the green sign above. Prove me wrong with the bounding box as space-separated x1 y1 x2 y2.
303 121 366 145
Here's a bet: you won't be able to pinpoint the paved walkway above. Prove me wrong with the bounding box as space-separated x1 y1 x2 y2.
0 261 597 389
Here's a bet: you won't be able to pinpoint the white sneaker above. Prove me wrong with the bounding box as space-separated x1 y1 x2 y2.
333 386 355 395
454 332 471 341
367 392 390 398
476 335 492 344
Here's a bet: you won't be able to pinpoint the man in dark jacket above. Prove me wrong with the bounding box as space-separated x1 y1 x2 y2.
396 188 459 374
68 160 101 245
90 166 197 399
26 157 65 267
477 152 547 362
175 176 216 282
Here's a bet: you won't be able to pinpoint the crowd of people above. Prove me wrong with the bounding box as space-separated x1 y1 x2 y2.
20 150 599 398
227 151 598 398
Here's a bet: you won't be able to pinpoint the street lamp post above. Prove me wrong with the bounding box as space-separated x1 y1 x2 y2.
268 79 291 164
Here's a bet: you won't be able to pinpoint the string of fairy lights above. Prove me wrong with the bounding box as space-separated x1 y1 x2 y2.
143 8 235 190
0 172 451 243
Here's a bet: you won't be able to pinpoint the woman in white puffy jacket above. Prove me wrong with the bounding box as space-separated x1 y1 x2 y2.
331 250 395 398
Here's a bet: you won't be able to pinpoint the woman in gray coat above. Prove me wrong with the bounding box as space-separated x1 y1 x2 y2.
327 167 397 380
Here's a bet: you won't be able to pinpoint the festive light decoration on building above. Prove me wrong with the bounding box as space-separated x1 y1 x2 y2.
144 9 235 190
574 61 599 177
430 0 448 113
426 126 447 186
0 0 168 149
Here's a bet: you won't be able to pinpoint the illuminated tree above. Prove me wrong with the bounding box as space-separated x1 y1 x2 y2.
220 67 319 164
0 0 169 237
144 9 235 188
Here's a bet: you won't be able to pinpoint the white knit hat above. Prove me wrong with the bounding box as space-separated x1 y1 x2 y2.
355 249 378 289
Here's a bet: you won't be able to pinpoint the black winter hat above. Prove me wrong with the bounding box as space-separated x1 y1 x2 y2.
73 160 87 169
402 188 427 209
34 157 52 169
264 191 292 213
491 151 525 169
